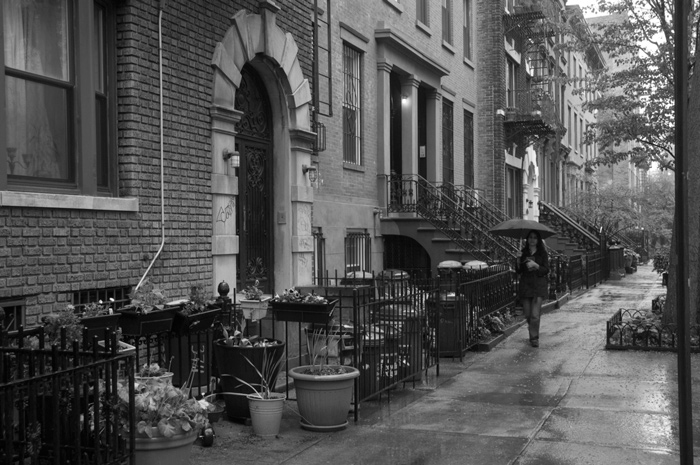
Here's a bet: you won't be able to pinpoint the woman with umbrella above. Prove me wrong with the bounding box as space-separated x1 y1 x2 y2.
517 230 549 347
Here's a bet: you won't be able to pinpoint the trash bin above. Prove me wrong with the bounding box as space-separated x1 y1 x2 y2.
376 269 410 302
437 260 464 293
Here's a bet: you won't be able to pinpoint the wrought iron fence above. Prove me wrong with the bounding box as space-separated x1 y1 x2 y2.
569 255 584 292
585 252 603 288
606 308 700 352
0 335 134 464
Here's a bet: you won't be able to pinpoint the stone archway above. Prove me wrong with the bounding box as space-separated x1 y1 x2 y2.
209 2 316 295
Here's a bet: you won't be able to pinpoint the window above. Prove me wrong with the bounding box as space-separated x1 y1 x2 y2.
2 0 116 195
463 110 474 187
506 59 517 108
573 57 577 88
312 228 326 285
580 117 584 153
73 286 130 311
1 299 24 331
345 231 371 274
505 166 522 218
417 0 429 25
442 99 454 184
343 43 362 165
567 105 572 146
442 0 452 44
463 0 472 60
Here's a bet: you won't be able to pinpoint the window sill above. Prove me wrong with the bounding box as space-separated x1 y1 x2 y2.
442 41 456 55
383 0 404 13
416 20 432 37
463 57 475 69
0 191 139 212
343 162 365 173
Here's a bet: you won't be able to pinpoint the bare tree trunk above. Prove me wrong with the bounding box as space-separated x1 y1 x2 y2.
664 44 700 326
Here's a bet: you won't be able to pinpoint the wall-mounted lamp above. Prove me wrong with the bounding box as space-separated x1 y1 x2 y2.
222 148 240 168
401 93 409 101
496 109 506 117
302 164 318 183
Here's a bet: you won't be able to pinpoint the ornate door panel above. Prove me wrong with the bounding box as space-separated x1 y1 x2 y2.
235 65 273 294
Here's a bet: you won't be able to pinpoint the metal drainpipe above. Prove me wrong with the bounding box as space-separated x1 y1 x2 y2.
135 1 166 291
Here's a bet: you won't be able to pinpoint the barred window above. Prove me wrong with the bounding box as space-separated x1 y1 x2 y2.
312 228 326 284
1 299 24 331
442 99 454 184
345 231 371 274
73 286 130 312
343 44 362 165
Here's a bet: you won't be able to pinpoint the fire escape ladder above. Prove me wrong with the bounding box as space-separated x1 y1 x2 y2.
538 200 601 252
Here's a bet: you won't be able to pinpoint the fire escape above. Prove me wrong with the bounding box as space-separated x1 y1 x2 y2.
502 3 561 140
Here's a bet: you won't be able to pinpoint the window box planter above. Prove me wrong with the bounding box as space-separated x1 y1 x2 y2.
80 313 122 342
117 307 177 336
270 299 338 324
239 297 271 321
172 304 223 335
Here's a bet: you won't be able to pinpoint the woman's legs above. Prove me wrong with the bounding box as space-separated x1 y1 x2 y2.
522 297 543 346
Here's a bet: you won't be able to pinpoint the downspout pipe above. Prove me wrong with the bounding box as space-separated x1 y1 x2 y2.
136 1 166 291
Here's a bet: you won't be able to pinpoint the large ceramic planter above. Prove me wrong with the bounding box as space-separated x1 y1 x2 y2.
80 313 122 342
288 365 359 432
213 339 285 421
270 299 338 324
117 307 177 336
131 429 198 465
172 305 222 335
240 297 270 321
247 393 285 437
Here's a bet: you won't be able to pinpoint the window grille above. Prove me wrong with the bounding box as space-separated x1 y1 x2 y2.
72 286 131 312
1 299 24 331
344 232 371 274
343 44 362 165
312 229 326 284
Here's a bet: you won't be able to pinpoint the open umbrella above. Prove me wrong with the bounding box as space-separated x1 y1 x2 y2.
489 218 557 240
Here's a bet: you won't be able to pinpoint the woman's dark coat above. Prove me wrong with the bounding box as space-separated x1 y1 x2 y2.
517 248 550 299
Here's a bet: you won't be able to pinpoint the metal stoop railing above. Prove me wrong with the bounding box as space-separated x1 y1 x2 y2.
539 200 600 252
385 174 519 264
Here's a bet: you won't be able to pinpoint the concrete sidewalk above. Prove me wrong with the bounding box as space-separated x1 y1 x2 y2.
191 264 699 464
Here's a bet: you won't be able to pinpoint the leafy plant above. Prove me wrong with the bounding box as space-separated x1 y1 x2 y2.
127 279 167 314
137 360 172 377
272 288 328 304
180 284 214 316
80 298 115 318
230 345 286 400
652 248 670 275
113 379 207 439
300 323 352 376
242 279 265 300
41 305 84 346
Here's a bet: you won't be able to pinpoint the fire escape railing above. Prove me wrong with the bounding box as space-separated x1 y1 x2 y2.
539 200 600 252
385 174 519 264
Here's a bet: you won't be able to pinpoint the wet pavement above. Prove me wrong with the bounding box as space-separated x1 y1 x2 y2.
190 264 699 464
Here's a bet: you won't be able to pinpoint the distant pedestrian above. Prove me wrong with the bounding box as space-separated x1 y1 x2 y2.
517 230 549 348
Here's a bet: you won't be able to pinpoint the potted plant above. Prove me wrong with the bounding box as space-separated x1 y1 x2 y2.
117 279 177 336
112 372 208 464
288 325 359 432
135 360 174 386
172 284 223 335
232 346 286 437
239 279 271 321
270 288 339 324
212 322 285 421
75 298 122 341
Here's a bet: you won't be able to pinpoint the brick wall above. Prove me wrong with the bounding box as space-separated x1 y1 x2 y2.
0 0 313 325
476 0 506 210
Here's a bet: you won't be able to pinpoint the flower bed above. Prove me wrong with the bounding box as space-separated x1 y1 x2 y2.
606 308 700 352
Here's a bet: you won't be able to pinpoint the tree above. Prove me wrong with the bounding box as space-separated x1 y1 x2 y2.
564 0 700 324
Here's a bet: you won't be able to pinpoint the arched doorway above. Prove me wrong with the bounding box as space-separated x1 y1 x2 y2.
235 64 274 294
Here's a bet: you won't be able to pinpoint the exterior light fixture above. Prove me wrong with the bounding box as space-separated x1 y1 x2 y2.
496 109 506 117
223 148 240 168
302 164 318 183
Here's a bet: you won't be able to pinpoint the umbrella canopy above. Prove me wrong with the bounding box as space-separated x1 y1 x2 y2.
489 218 557 240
